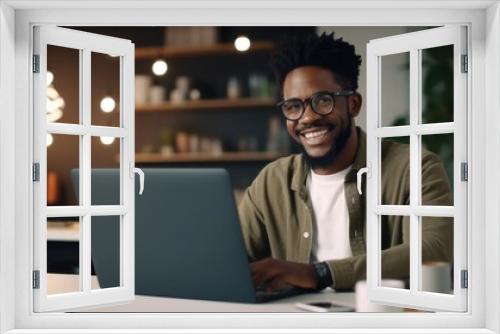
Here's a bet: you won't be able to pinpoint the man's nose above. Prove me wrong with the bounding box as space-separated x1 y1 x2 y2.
300 103 321 124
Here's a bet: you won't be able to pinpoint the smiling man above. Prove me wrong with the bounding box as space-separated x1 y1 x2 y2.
238 32 453 292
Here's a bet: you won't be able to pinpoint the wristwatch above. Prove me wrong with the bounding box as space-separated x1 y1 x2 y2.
312 261 334 290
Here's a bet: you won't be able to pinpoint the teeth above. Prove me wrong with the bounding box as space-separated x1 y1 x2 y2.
304 129 328 139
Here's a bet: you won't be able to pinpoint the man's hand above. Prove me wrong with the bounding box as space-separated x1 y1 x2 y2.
250 257 318 292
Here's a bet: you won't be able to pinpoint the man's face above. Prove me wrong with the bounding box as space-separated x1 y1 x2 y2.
282 66 353 167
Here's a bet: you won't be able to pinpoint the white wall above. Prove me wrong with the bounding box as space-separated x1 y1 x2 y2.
317 27 413 131
0 2 16 333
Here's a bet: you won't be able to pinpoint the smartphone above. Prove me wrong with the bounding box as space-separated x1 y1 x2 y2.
295 302 354 312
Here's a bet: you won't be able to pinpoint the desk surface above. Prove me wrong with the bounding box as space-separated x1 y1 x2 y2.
79 289 356 313
49 274 355 313
79 289 355 313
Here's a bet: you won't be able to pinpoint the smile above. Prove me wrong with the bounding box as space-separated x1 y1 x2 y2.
299 126 332 145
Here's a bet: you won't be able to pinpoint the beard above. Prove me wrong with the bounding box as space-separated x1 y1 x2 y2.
300 116 353 168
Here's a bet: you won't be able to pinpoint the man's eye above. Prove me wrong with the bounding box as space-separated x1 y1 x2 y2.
317 95 333 104
284 101 302 111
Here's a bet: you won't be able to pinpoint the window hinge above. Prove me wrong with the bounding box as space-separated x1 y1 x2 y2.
461 54 468 73
33 163 40 182
461 162 468 182
32 55 40 73
33 270 40 289
461 270 468 289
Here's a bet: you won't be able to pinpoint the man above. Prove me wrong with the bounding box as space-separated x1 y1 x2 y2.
238 32 453 292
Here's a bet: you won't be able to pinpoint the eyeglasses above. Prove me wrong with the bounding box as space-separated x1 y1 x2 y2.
277 90 354 121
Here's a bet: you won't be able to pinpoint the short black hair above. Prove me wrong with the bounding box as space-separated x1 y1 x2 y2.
269 32 362 93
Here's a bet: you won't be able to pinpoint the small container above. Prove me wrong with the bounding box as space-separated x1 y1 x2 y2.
149 85 165 105
189 134 200 153
175 132 190 153
176 76 190 91
135 75 152 105
189 88 201 100
227 77 241 99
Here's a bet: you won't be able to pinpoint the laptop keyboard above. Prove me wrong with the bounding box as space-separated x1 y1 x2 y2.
255 285 307 302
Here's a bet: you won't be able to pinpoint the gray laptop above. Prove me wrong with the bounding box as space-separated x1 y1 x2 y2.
72 168 309 303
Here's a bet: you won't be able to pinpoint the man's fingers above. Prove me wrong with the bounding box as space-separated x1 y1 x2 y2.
250 259 281 286
266 277 288 292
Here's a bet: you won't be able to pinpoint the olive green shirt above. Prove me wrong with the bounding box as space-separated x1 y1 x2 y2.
238 127 453 289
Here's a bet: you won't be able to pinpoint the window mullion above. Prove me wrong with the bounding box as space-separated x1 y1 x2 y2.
409 48 421 293
81 48 92 293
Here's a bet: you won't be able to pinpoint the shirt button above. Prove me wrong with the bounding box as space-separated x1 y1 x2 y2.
354 230 358 237
352 197 356 204
303 232 310 239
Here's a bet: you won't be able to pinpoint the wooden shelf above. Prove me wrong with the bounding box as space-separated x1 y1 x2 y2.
135 152 285 163
136 97 276 113
135 41 276 60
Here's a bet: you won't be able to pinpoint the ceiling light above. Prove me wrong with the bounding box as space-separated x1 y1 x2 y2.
100 96 116 113
152 60 168 76
234 36 251 52
46 133 53 147
100 136 115 145
47 71 54 86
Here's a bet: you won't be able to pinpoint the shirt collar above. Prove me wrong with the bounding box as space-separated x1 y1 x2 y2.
291 126 367 193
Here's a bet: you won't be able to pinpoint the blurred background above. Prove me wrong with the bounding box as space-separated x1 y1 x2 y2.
46 26 442 208
46 26 454 285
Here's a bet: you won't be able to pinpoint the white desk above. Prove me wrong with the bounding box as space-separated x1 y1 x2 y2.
79 289 355 313
49 274 355 313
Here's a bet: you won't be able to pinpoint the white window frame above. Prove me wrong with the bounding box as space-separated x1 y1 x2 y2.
0 1 499 333
365 25 468 312
32 26 136 312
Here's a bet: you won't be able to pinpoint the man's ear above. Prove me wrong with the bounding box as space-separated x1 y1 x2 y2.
348 92 362 118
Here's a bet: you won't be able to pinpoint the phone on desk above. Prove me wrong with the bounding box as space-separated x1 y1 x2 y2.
295 302 354 312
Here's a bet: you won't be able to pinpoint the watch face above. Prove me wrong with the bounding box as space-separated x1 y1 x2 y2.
314 262 333 289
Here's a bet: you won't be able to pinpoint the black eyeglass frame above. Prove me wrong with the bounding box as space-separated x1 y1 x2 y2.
277 90 355 121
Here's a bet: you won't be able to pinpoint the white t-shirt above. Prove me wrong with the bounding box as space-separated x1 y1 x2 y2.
307 165 353 262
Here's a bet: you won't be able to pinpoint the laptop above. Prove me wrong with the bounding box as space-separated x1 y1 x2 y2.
72 168 311 303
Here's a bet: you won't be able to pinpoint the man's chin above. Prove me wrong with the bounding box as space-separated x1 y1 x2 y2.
301 146 338 167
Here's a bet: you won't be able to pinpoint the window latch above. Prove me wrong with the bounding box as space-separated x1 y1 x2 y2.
356 162 371 195
130 162 145 195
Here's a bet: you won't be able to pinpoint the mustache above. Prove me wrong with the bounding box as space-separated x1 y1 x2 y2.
295 122 334 133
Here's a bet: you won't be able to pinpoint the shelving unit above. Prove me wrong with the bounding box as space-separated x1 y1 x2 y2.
136 97 277 113
135 41 276 60
135 151 285 163
132 32 287 189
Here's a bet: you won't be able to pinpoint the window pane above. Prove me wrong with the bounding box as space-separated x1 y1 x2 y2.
380 137 410 205
91 52 121 127
47 217 80 295
421 216 453 294
421 133 454 206
379 215 410 290
47 45 80 124
47 134 80 206
380 52 410 127
91 216 121 289
421 45 454 124
91 136 121 205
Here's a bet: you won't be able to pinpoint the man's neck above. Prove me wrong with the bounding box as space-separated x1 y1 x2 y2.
311 126 359 175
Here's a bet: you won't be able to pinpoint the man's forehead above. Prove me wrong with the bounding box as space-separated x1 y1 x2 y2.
282 66 341 98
